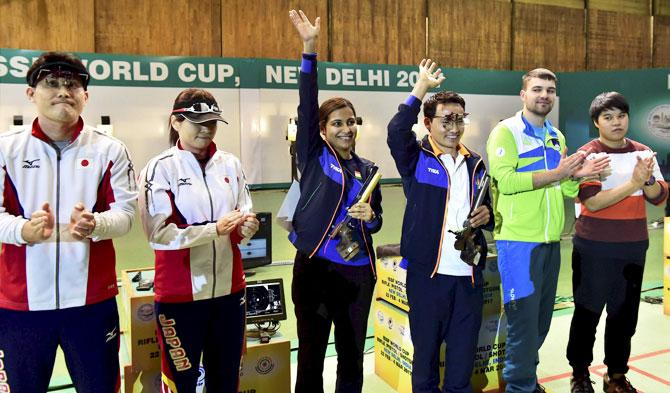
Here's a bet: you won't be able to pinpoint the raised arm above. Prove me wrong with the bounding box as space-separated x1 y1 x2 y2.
387 59 445 180
410 59 445 101
290 10 323 171
289 9 320 54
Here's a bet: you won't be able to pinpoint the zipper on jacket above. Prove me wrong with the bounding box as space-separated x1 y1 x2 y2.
300 182 322 211
201 166 217 298
53 145 62 309
542 142 551 243
309 142 345 259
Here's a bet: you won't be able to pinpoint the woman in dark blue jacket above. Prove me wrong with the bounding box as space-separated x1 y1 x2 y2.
288 10 383 393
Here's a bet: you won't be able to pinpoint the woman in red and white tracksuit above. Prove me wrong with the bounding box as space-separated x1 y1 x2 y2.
138 88 259 393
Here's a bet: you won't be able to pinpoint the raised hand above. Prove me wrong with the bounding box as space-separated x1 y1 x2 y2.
69 202 96 241
418 59 445 89
411 59 446 99
289 9 320 53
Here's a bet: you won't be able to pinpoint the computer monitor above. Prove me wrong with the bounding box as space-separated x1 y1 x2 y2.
245 278 287 325
240 212 272 270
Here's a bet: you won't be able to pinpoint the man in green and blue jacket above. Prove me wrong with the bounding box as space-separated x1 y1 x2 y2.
486 69 609 393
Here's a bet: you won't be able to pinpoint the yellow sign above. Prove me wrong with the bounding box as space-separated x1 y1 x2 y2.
374 254 505 392
374 299 430 393
376 256 409 312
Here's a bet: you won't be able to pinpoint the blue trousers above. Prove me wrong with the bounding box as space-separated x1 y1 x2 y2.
0 298 120 393
406 267 483 393
497 241 560 393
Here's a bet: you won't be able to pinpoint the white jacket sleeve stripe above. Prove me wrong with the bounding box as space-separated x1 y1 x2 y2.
89 145 137 241
0 165 29 245
139 156 218 250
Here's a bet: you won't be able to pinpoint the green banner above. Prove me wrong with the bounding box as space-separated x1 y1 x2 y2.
0 48 521 94
559 69 670 153
559 68 670 179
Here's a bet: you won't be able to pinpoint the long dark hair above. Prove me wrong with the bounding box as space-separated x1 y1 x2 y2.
168 88 218 146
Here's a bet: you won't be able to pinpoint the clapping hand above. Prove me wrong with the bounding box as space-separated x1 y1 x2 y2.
21 201 54 243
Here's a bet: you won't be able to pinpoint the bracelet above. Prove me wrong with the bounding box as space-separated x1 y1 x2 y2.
644 175 656 187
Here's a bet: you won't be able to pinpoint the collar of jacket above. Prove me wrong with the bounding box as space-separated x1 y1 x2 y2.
31 117 84 144
517 111 558 141
421 134 474 159
176 139 218 160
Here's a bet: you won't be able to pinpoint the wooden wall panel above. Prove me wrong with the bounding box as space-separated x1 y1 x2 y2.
330 0 426 65
95 0 222 56
513 3 585 71
589 0 651 14
587 9 651 69
222 1 328 59
515 0 584 9
0 0 94 52
653 15 670 66
655 0 670 15
427 0 512 70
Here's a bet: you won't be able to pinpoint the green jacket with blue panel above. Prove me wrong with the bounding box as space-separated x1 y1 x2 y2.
486 111 579 243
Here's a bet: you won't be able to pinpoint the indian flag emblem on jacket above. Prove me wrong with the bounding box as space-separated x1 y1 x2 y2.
354 170 362 181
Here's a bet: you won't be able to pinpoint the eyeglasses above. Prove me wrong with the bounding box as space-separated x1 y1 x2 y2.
433 113 470 129
36 69 89 90
172 102 221 114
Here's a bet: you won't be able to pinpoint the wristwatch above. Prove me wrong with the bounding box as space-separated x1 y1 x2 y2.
644 175 656 186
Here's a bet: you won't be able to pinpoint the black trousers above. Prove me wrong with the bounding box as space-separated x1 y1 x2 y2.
292 251 376 393
155 291 246 393
566 248 645 375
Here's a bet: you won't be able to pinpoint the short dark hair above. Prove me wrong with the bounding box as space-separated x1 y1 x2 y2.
589 91 629 122
423 91 466 119
26 51 89 90
318 97 357 130
169 88 219 145
522 68 557 90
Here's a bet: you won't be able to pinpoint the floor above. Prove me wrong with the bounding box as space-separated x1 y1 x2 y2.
46 186 670 392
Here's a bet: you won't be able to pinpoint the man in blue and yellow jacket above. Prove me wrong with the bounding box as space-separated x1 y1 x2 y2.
387 59 494 393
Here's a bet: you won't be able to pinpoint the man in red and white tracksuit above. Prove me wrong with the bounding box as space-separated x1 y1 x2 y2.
0 52 138 392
